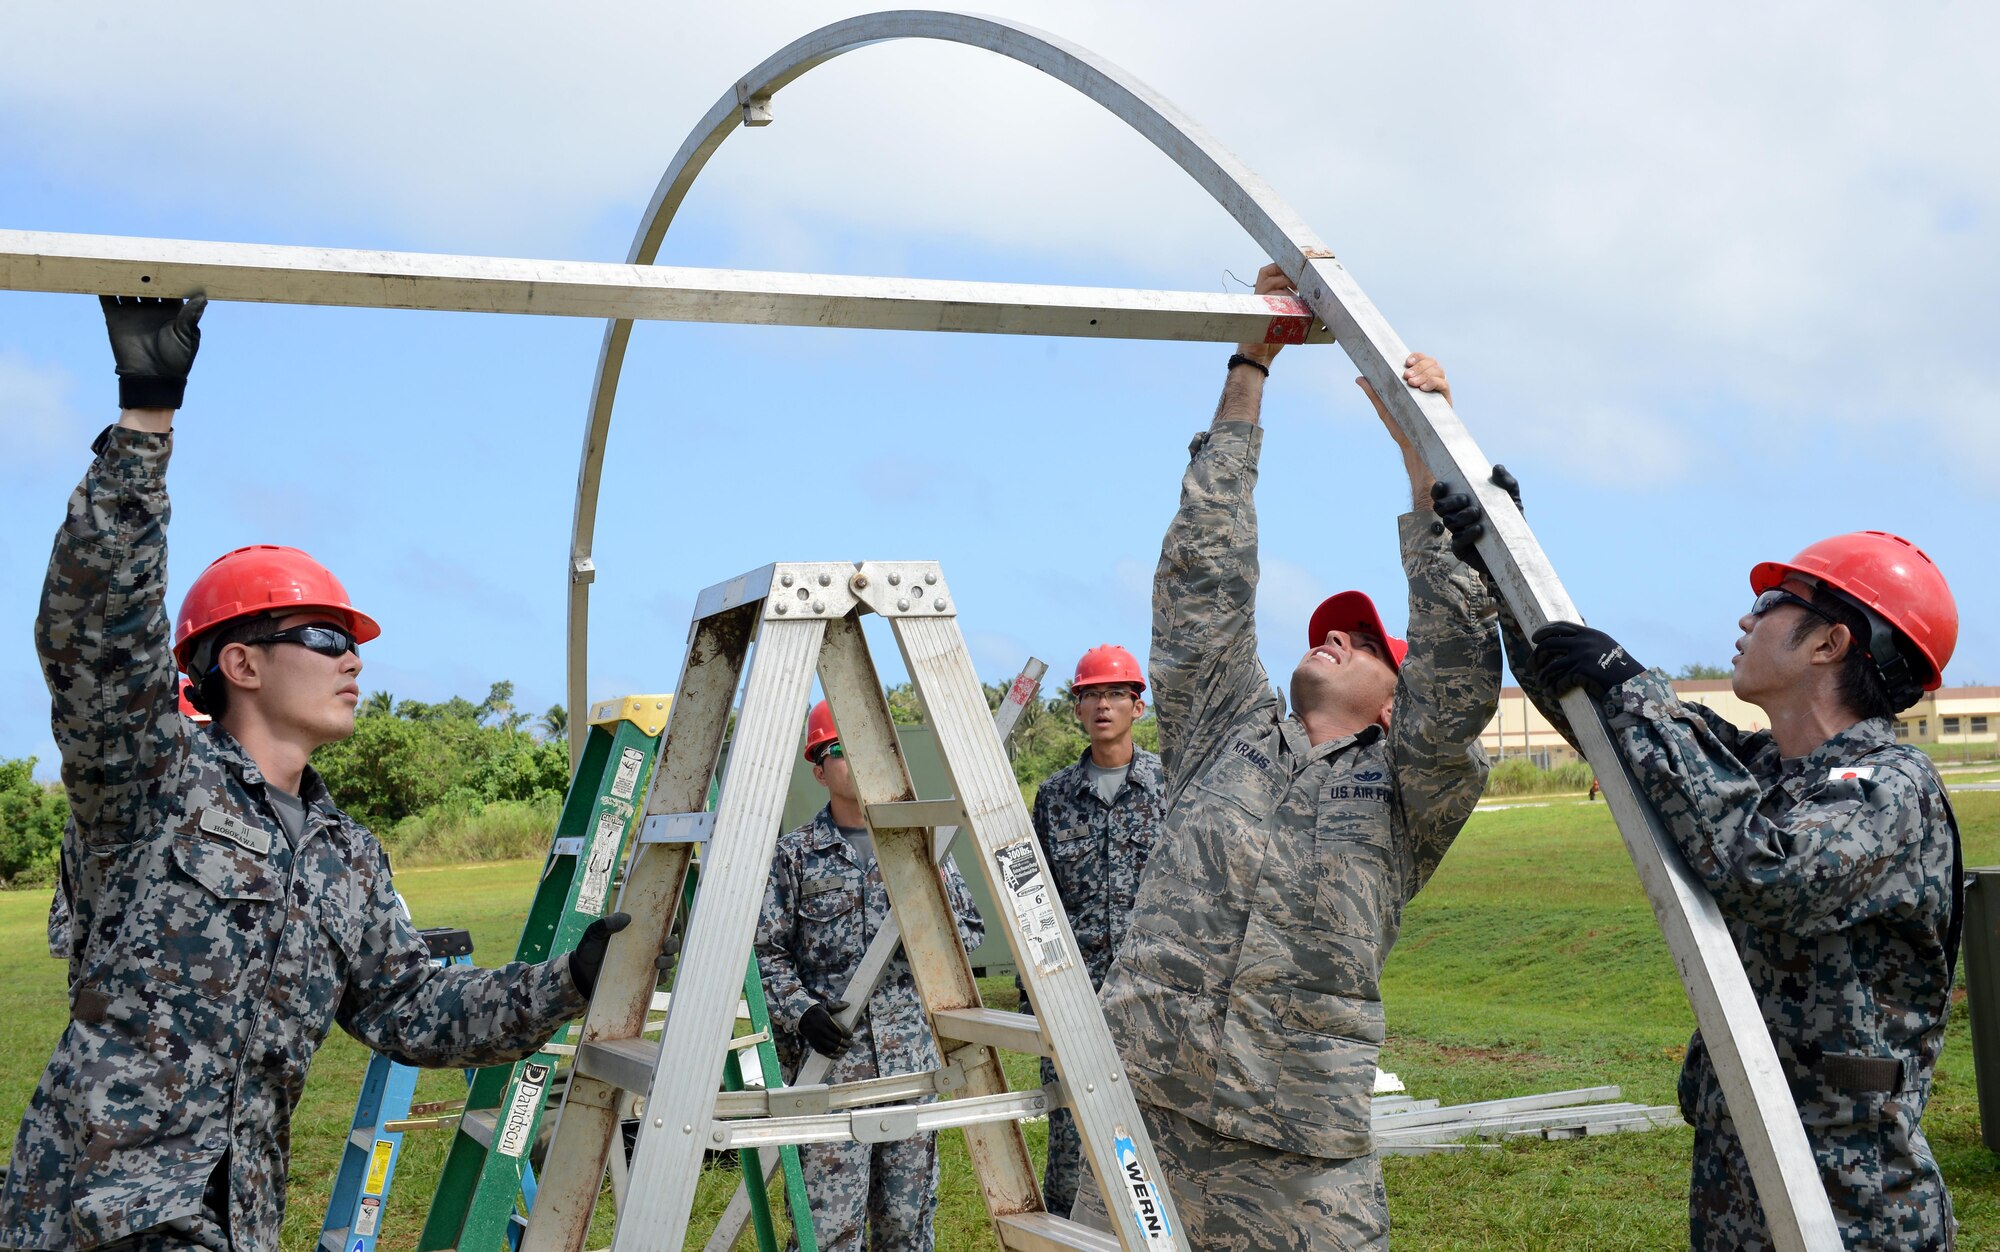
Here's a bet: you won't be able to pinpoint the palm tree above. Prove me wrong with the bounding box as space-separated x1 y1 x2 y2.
540 704 569 741
360 690 395 718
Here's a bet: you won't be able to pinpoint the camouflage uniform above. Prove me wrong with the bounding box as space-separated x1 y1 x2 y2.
1501 613 1961 1251
755 804 986 1252
1 426 589 1252
1015 747 1165 1216
1088 420 1499 1246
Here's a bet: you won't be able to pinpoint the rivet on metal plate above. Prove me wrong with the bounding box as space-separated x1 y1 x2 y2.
924 572 937 585
775 603 789 615
933 599 946 611
817 572 831 586
888 572 901 586
781 573 794 587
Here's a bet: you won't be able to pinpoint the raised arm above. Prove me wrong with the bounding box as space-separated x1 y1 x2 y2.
1149 265 1295 787
1357 357 1500 891
40 296 206 848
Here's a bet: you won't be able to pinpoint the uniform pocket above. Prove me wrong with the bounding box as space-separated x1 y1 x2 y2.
1223 984 1379 1139
171 835 282 903
1314 803 1397 941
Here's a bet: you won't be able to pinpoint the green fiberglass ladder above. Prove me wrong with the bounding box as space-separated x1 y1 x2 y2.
518 560 1188 1252
413 695 671 1252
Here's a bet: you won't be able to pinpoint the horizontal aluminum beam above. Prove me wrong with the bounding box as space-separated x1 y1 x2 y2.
0 228 1332 345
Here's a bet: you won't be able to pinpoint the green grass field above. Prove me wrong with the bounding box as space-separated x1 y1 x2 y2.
3 792 1997 1249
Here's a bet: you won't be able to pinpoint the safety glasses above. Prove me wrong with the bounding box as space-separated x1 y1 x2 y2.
247 622 359 658
814 742 846 765
1750 588 1837 628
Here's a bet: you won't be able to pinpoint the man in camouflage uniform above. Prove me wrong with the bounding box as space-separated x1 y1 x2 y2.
756 701 986 1252
1015 644 1164 1217
2 295 633 1252
1437 457 1962 1250
1075 264 1500 1250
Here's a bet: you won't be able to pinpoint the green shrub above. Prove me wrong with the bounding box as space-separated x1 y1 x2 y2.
380 795 560 867
0 758 66 887
1484 757 1594 797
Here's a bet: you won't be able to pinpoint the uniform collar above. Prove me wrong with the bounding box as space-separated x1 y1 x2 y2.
203 723 336 809
1066 745 1163 804
1286 716 1384 765
1780 716 1897 786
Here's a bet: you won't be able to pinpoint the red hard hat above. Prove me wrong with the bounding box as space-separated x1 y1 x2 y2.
804 700 840 763
1073 644 1146 694
1750 531 1957 690
174 544 380 672
1308 591 1407 671
177 681 211 725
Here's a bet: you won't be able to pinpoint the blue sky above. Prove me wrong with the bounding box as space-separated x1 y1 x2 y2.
4 3 1995 776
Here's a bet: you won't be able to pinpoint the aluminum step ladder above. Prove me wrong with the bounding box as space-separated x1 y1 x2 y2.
522 560 1184 1252
414 696 671 1252
699 656 1049 1252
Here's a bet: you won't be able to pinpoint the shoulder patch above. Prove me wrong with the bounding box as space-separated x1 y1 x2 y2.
197 806 272 856
1827 766 1874 783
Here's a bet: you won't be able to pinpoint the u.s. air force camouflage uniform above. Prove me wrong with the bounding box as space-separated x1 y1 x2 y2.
1015 747 1164 1216
1076 420 1499 1249
1501 614 1960 1251
756 805 986 1252
0 426 589 1252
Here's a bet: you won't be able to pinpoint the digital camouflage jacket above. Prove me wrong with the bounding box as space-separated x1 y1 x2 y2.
1 427 588 1252
1024 746 1166 995
1503 611 1961 1250
1097 420 1500 1161
756 805 985 1084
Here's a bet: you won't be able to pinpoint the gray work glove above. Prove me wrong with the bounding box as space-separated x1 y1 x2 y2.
1431 464 1522 574
101 293 207 410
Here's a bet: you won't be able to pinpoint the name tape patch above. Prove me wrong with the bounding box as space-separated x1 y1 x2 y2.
197 807 271 856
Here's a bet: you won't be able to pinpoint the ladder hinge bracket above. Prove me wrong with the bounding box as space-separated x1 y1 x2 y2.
849 561 954 618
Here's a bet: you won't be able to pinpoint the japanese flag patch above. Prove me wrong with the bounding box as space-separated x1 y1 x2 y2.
1827 767 1874 783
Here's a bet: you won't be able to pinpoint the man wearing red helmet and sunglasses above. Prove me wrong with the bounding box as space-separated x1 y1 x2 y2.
3 297 630 1252
1438 454 1962 1246
1073 264 1501 1249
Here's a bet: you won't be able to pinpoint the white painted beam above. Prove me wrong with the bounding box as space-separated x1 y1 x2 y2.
0 228 1330 345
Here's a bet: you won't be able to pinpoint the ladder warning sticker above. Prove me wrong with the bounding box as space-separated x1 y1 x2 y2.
1113 1127 1175 1248
574 808 626 915
496 1062 551 1158
364 1138 394 1194
993 840 1072 975
610 746 646 800
355 1195 381 1237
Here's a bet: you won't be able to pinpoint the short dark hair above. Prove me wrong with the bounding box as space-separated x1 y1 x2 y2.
1786 587 1913 719
185 612 277 719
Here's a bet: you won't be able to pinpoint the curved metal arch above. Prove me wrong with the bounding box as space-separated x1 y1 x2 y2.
564 12 1840 1249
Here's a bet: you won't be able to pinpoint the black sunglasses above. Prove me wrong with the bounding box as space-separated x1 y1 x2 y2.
1750 588 1837 628
246 622 358 658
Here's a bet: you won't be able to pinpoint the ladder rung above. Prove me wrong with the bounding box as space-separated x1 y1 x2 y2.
864 798 965 829
457 1108 497 1150
711 1086 1054 1151
574 1037 663 1095
714 1060 969 1119
994 1212 1121 1252
933 1007 1050 1056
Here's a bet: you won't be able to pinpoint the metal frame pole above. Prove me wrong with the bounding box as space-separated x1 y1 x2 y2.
558 13 1839 1249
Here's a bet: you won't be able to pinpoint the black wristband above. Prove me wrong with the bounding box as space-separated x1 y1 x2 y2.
119 376 187 411
1226 353 1269 377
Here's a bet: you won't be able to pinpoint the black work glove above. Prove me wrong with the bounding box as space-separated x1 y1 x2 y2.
101 294 208 410
1431 464 1522 572
1531 622 1646 699
566 913 682 999
799 1000 855 1056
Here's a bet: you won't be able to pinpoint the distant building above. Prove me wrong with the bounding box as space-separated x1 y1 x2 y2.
1480 681 2000 767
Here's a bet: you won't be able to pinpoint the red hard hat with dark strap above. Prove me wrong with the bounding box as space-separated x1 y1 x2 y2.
174 544 380 671
1750 531 1957 690
804 699 840 763
1308 591 1407 671
1072 644 1146 694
